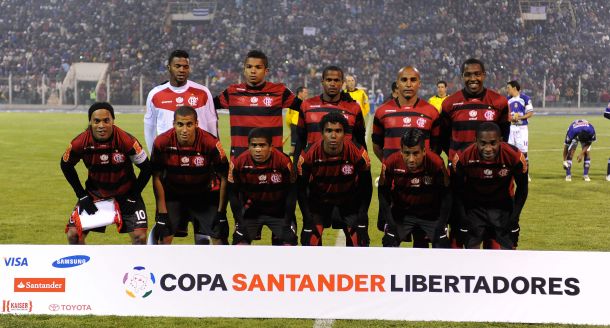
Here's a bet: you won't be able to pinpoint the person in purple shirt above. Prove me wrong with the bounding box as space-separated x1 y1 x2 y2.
563 119 596 182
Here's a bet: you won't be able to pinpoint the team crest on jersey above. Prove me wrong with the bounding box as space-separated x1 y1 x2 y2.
263 96 273 107
469 110 477 118
193 156 205 167
483 169 493 177
416 117 426 128
181 156 190 166
341 164 354 175
424 176 433 185
484 110 495 120
270 173 282 183
188 96 198 106
513 103 519 109
100 154 109 164
250 97 258 104
498 168 509 177
176 97 184 104
112 153 125 164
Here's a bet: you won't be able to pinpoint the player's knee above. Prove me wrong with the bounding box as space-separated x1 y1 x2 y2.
194 234 211 245
131 232 147 245
66 229 81 245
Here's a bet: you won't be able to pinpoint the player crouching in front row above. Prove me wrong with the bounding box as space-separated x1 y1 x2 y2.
298 112 372 247
228 128 298 245
150 106 229 245
378 128 451 248
451 122 528 250
61 102 152 245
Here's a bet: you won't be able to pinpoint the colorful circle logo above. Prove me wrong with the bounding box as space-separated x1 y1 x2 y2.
123 266 155 298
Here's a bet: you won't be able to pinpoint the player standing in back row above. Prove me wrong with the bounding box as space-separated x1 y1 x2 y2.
440 58 510 249
214 50 302 245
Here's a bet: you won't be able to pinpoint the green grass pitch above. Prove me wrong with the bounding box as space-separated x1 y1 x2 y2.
0 112 608 327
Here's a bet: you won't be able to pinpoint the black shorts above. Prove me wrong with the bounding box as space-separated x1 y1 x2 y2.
460 207 513 249
390 211 446 246
165 195 218 238
243 215 287 242
311 203 359 229
66 196 148 234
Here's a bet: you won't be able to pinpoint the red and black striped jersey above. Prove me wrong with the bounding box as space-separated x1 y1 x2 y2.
298 95 365 146
441 88 509 159
216 82 298 157
380 151 449 220
62 126 148 199
372 98 440 159
151 127 228 197
452 142 527 208
297 139 371 205
228 148 295 217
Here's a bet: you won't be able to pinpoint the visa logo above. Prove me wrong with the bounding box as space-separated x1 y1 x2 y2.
52 255 90 268
4 257 28 266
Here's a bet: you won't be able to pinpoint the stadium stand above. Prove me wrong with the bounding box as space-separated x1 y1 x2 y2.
0 0 608 106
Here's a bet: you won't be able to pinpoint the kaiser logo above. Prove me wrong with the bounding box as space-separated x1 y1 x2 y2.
402 117 412 124
484 169 493 176
176 97 184 104
123 266 155 298
2 300 32 313
100 154 109 163
341 164 354 175
188 96 198 106
411 178 420 185
484 110 495 120
250 97 258 104
263 96 273 107
52 255 90 268
469 110 477 118
181 156 190 164
416 117 426 128
258 174 267 181
4 257 28 267
14 278 66 292
193 156 205 167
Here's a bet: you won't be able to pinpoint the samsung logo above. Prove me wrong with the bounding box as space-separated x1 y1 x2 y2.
52 255 90 268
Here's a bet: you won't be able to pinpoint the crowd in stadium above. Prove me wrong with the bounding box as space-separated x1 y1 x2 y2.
1 0 608 106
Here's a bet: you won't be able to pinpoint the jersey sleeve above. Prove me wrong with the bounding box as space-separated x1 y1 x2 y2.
524 94 534 113
371 110 384 147
61 138 83 166
362 91 370 117
128 138 148 165
212 140 229 176
143 90 157 155
198 88 219 138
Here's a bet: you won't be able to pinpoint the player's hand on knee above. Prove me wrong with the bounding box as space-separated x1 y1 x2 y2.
212 211 229 239
381 225 399 247
300 227 313 246
281 224 297 245
356 224 370 247
120 196 138 215
78 195 98 215
231 224 250 245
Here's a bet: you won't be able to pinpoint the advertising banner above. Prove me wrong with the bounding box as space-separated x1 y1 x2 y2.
0 245 608 324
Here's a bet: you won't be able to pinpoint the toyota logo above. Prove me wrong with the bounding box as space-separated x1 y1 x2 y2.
49 304 60 311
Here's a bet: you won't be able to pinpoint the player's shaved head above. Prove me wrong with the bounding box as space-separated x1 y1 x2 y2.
397 66 421 80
